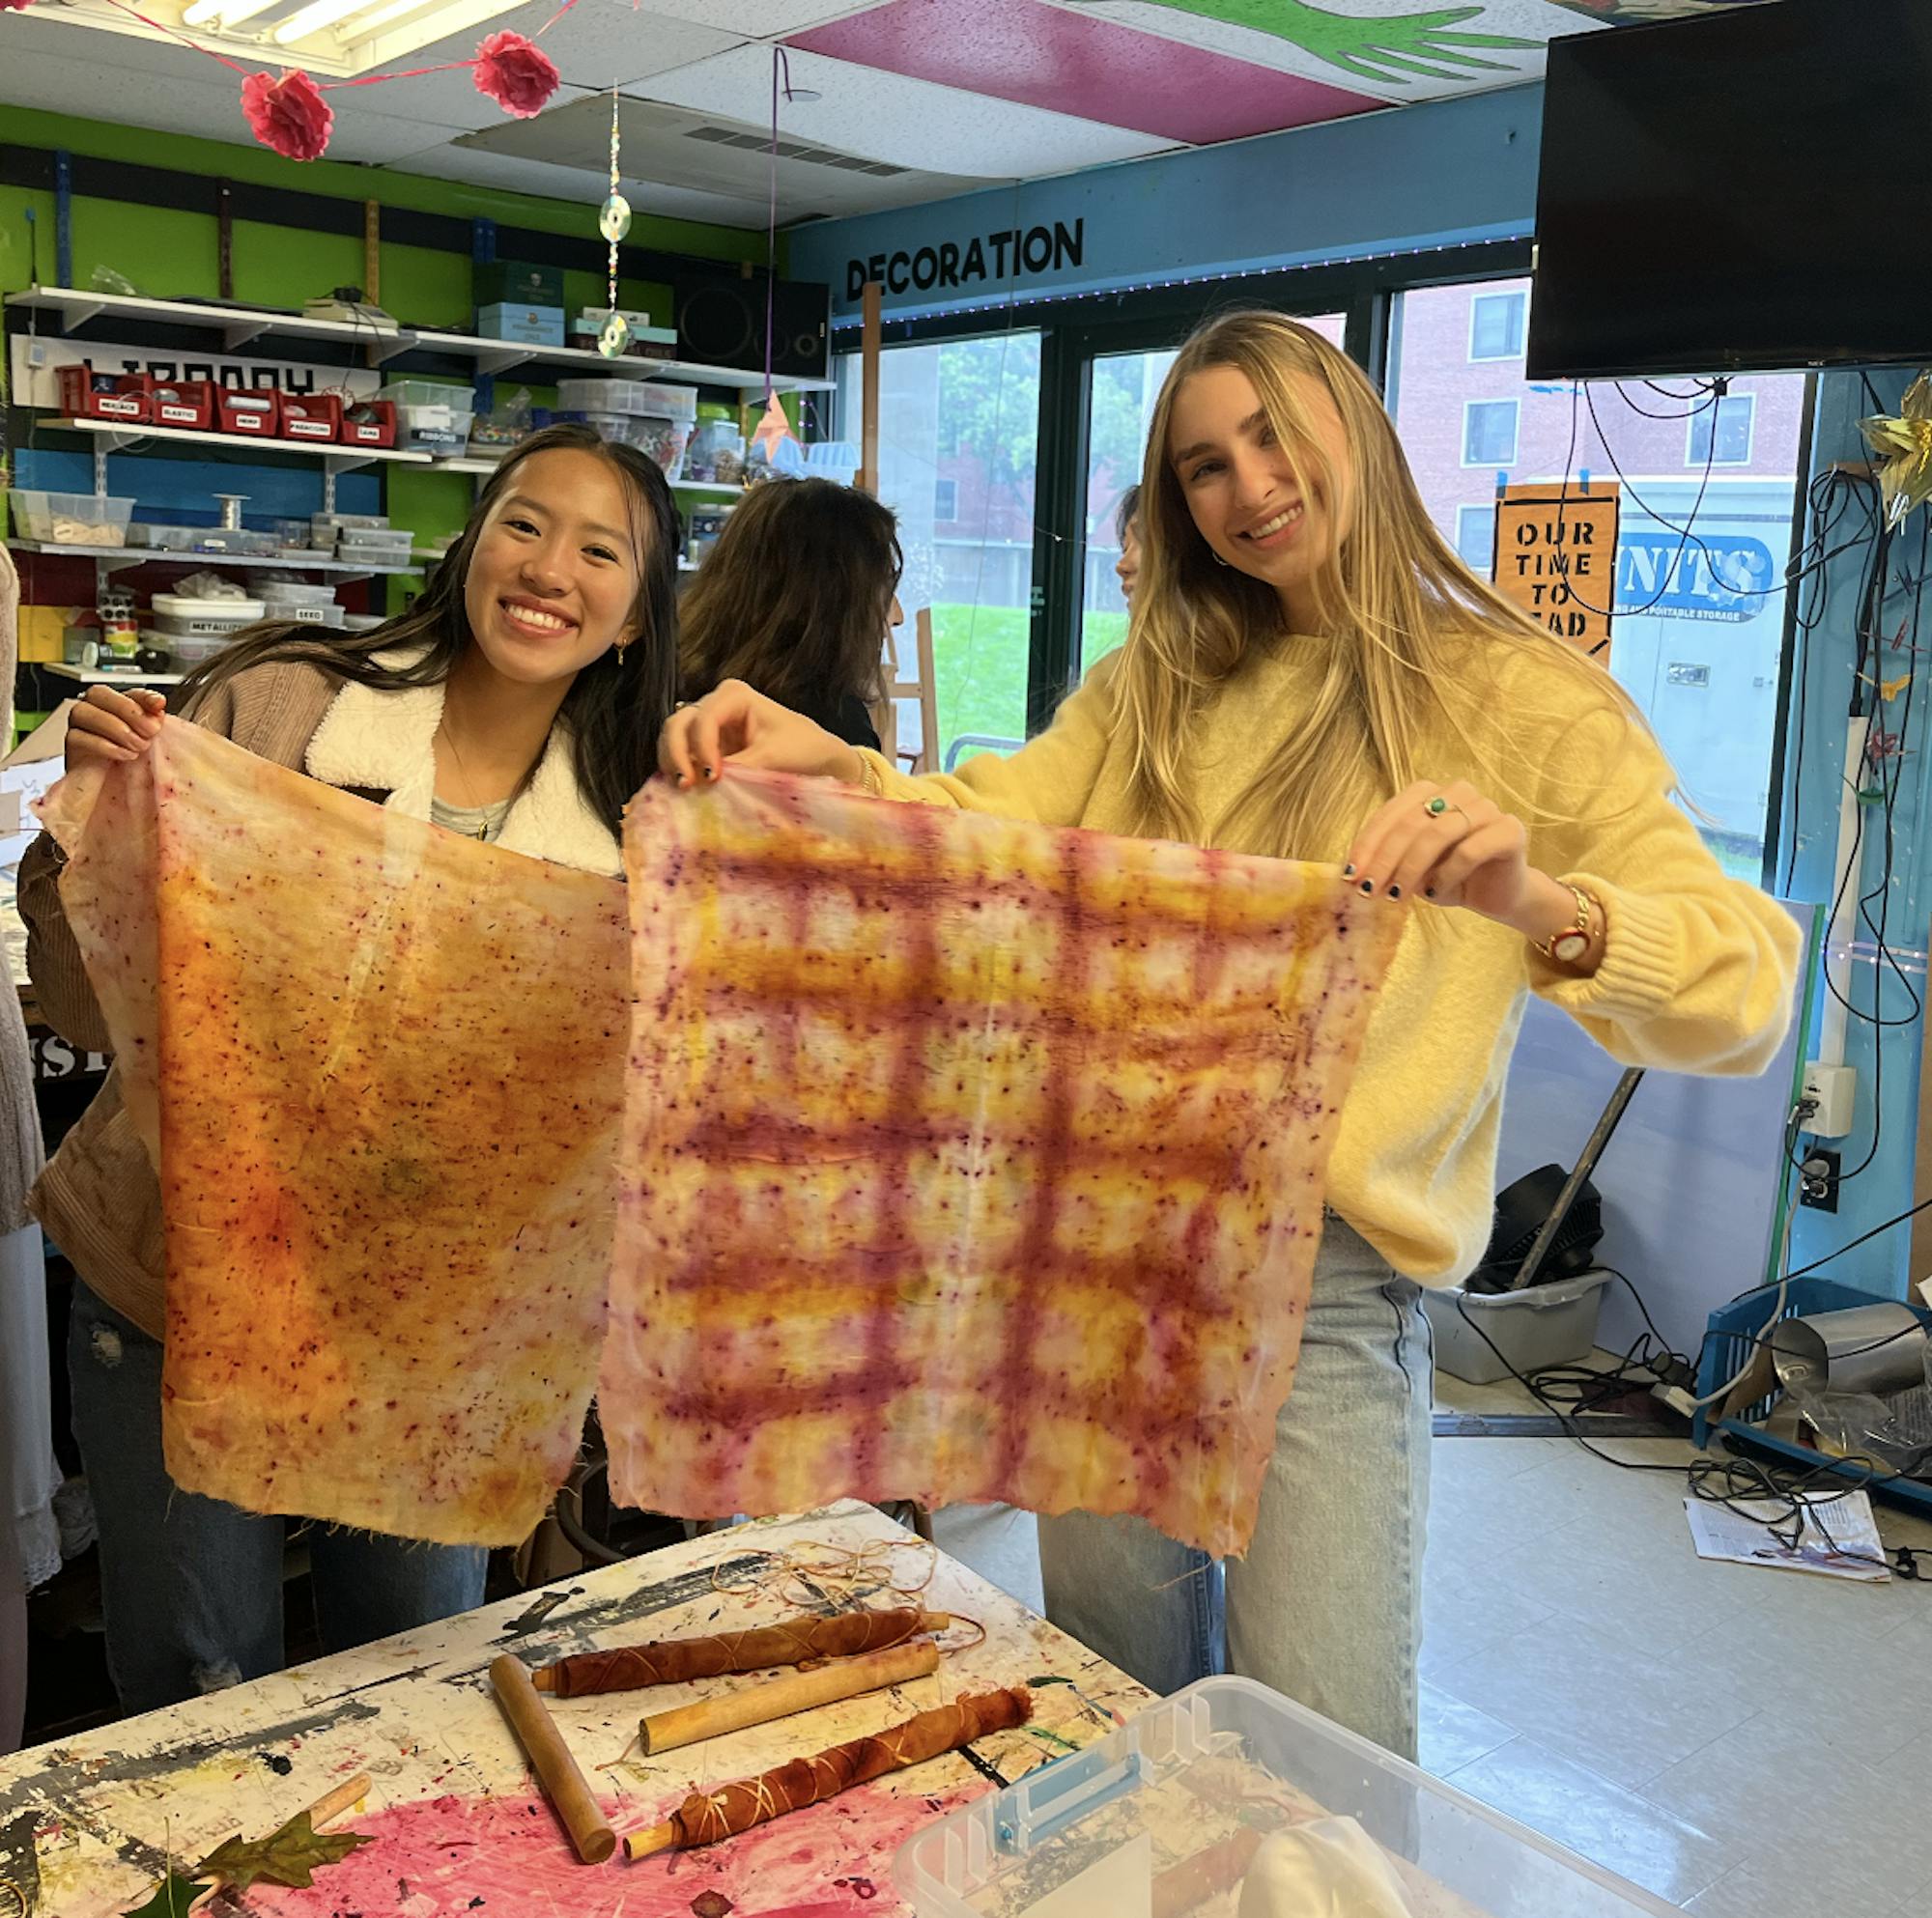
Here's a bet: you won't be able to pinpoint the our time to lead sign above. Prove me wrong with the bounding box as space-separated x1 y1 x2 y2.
1493 482 1621 665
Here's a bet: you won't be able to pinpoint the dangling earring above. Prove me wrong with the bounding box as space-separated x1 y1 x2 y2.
613 634 633 660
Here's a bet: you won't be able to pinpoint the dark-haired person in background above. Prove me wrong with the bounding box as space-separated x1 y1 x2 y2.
678 477 902 751
19 424 682 1714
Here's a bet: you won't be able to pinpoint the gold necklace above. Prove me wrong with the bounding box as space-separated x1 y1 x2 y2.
435 718 498 838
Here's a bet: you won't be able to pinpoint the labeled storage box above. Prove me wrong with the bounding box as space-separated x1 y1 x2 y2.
57 365 152 424
1422 1269 1613 1387
476 302 566 347
341 399 397 448
150 379 216 431
277 392 343 442
378 380 474 455
217 387 281 437
896 1677 1675 1918
153 594 266 638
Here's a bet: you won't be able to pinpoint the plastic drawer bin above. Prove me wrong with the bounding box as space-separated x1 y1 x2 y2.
12 492 137 546
1693 1277 1932 1517
1422 1268 1611 1387
895 1677 1675 1917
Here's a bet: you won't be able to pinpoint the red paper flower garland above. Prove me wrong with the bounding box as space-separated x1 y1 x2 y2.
473 30 558 118
241 69 334 162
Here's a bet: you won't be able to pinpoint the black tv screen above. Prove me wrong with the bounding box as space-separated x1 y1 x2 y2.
1527 0 1932 381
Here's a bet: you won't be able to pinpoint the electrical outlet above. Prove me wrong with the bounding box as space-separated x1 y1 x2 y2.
1800 1147 1841 1212
1802 1062 1857 1137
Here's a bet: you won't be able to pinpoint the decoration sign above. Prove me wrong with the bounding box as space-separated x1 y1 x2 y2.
844 219 1084 301
1493 481 1620 663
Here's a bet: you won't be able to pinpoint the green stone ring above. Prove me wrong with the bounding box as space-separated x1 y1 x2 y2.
1426 796 1449 816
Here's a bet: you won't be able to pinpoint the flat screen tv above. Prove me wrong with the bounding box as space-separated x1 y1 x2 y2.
1526 0 1932 381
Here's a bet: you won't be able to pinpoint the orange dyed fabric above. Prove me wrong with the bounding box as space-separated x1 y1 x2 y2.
605 770 1398 1557
43 722 627 1547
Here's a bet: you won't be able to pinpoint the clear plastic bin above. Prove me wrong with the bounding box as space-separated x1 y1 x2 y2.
379 381 475 454
895 1677 1675 1918
583 412 689 476
128 523 199 552
556 378 697 420
13 491 136 547
153 595 267 638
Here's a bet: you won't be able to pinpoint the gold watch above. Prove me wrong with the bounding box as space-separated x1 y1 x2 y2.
1536 885 1596 965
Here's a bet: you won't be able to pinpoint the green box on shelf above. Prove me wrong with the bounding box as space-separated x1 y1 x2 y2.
474 261 564 307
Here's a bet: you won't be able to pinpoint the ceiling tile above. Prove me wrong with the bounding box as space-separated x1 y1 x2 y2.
633 41 1173 180
397 143 775 229
625 0 884 35
1056 0 1598 102
791 0 1378 145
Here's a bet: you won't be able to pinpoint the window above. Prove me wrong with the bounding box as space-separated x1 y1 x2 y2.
1455 504 1495 575
836 332 1042 759
1688 392 1755 467
1393 278 1805 883
1463 400 1520 467
1468 290 1526 362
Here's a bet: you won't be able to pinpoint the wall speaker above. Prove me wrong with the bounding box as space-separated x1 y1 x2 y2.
674 271 830 380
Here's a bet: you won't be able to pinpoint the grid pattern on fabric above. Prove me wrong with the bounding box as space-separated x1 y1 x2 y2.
607 769 1400 1556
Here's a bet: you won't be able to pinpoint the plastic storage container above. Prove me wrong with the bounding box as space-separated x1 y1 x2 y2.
583 412 689 476
127 523 199 552
684 421 746 486
334 525 414 563
377 380 474 455
804 439 861 488
1421 1269 1612 1387
896 1677 1675 1918
152 594 266 638
12 492 137 547
259 580 342 624
555 378 697 421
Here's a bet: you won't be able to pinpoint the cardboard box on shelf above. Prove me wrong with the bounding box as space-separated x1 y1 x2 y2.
475 260 564 308
476 302 566 347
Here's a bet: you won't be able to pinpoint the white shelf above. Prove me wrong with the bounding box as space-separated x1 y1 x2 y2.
9 286 413 359
11 288 836 394
670 480 747 498
52 419 433 471
41 662 185 687
433 457 504 476
7 539 419 579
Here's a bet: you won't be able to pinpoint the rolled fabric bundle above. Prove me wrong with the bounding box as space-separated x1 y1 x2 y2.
623 1687 1032 1860
533 1607 946 1697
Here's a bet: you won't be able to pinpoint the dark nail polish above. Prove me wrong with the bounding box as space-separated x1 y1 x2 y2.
1386 884 1402 901
1425 887 1436 900
1359 880 1374 895
1343 863 1355 878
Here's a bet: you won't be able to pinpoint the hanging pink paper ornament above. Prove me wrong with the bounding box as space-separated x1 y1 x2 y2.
473 30 558 118
241 71 332 161
1 0 38 14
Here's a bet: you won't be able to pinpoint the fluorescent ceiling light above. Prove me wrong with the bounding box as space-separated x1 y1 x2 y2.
273 0 364 44
181 0 276 25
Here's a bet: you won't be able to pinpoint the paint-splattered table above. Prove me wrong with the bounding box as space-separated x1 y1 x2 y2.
0 1502 1149 1918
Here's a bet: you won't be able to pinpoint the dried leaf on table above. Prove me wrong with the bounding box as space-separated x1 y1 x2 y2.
120 1871 213 1918
196 1809 376 1890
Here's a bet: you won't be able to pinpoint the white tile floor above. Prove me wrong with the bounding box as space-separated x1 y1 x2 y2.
1423 1362 1932 1915
933 1367 1932 1914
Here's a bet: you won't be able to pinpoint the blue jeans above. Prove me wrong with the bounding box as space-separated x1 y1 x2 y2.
69 1280 487 1716
1037 1218 1433 1758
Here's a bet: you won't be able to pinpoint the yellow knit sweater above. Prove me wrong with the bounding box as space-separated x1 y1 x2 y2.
865 637 1801 1286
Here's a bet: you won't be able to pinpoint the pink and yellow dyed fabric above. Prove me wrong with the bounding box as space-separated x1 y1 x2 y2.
43 721 628 1547
604 770 1398 1558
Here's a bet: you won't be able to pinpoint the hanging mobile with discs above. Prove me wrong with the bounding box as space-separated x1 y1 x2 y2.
598 88 633 359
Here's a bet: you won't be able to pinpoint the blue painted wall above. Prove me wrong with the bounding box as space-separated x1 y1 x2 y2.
1779 368 1926 1300
788 85 1543 325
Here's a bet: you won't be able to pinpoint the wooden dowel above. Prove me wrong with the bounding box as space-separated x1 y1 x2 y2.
490 1652 616 1865
640 1640 938 1756
625 1819 679 1861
